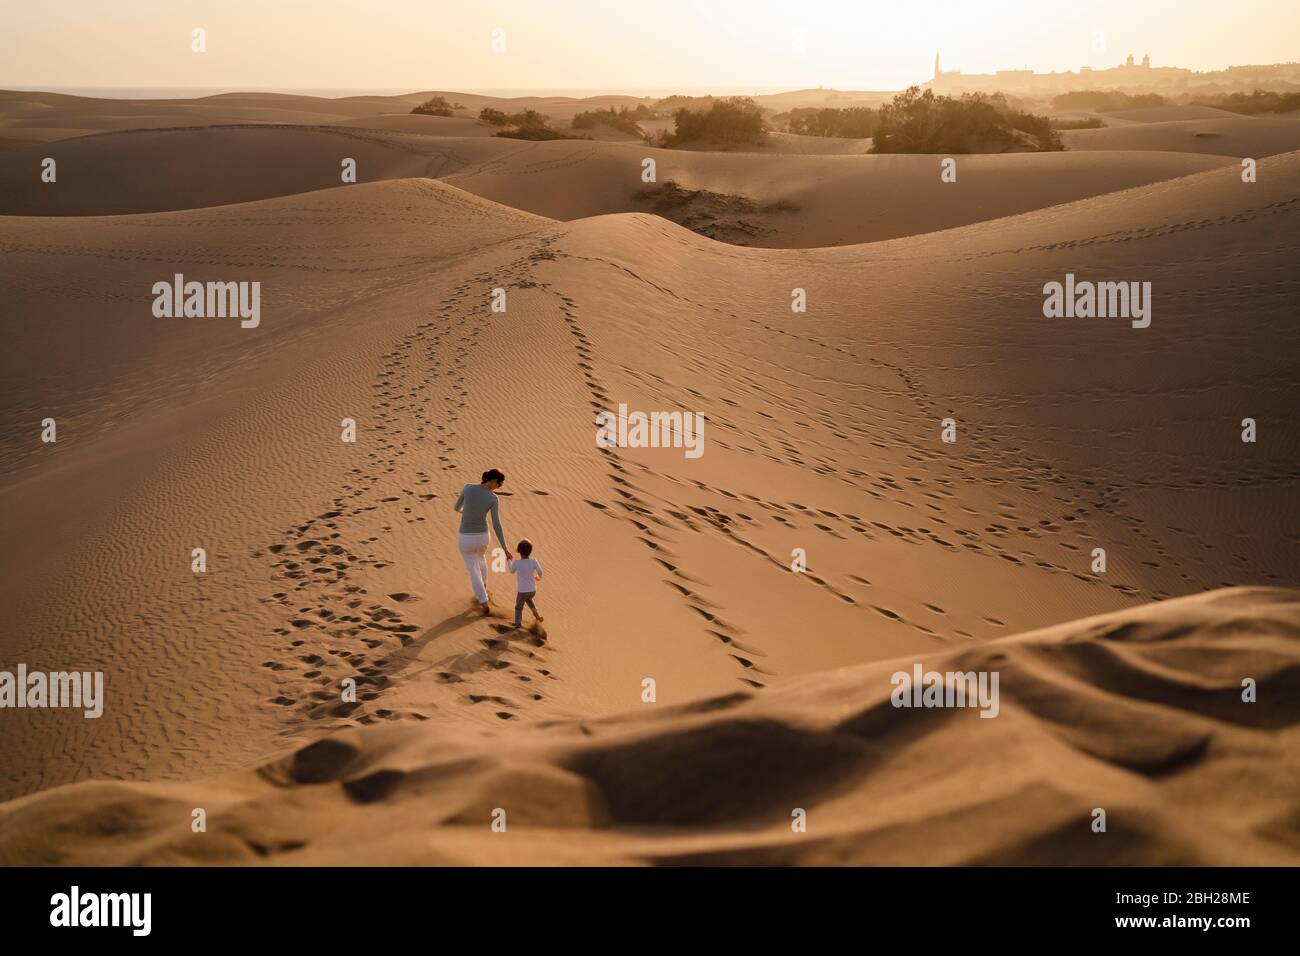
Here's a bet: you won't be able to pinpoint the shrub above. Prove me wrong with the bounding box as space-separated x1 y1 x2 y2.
479 107 509 126
1190 89 1300 115
1051 117 1105 130
506 109 549 130
411 95 456 117
667 97 766 145
490 110 588 141
572 106 646 136
782 106 878 138
655 95 717 112
871 87 1062 153
998 101 1064 148
495 126 588 141
872 88 1000 153
1050 90 1168 113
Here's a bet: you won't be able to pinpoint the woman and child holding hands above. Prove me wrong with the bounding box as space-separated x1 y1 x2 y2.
453 468 543 629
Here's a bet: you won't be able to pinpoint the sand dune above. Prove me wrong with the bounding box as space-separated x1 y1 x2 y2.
0 180 553 798
0 89 397 131
1103 105 1246 123
2 146 1295 816
446 145 1232 245
330 113 500 137
0 125 445 215
0 124 1233 245
1062 115 1300 157
0 128 96 147
1046 105 1257 130
0 89 651 139
1 587 1295 865
1047 110 1141 128
396 92 652 124
669 131 875 154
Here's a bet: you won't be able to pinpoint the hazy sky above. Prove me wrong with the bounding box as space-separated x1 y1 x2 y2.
3 0 1297 95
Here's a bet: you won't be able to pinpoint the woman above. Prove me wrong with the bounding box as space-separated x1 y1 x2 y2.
454 468 512 612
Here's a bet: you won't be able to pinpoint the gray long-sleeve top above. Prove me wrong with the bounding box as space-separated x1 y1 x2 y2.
454 483 507 547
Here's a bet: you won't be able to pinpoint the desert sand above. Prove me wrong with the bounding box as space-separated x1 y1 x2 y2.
0 88 1297 865
1102 105 1244 123
1061 115 1300 156
0 88 651 136
0 124 1232 245
3 587 1296 865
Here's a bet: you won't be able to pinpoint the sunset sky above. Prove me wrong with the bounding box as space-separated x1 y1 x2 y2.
4 0 1298 95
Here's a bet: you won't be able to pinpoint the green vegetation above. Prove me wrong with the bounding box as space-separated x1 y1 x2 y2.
654 94 717 111
660 97 767 146
1050 90 1167 113
992 100 1062 147
571 105 654 136
503 109 549 130
1190 89 1300 115
871 87 1062 153
486 109 589 141
411 95 463 117
496 126 588 141
780 106 878 138
1054 87 1300 116
1050 116 1105 130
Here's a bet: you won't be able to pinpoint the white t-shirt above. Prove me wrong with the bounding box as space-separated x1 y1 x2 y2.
508 557 542 593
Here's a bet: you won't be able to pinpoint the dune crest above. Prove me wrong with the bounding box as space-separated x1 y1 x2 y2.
1 587 1295 866
0 123 1237 246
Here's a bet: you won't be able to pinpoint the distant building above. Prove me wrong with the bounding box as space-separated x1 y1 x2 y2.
927 51 1196 95
923 51 1300 97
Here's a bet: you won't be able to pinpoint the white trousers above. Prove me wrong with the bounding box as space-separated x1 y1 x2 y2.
458 532 490 604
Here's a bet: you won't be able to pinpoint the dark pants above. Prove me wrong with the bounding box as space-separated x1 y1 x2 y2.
515 591 538 625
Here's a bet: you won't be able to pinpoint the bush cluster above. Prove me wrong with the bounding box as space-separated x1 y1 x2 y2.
1190 89 1300 115
665 97 766 145
411 95 463 117
1050 91 1167 112
478 108 588 141
781 106 878 138
871 87 1062 153
571 106 653 136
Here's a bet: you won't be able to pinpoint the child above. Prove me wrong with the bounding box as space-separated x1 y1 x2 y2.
507 538 544 628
